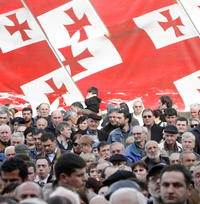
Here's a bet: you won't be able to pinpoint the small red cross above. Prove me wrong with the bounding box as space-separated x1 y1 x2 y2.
5 13 31 41
159 10 184 37
64 8 91 42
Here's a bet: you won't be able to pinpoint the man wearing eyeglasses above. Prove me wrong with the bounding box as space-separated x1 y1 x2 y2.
142 109 163 143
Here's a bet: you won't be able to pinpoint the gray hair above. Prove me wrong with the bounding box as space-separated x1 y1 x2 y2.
179 151 196 162
11 132 25 143
132 125 148 134
50 186 80 204
190 103 200 109
181 132 195 143
109 188 146 204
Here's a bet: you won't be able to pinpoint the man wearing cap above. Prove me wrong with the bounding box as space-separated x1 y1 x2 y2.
147 164 166 204
83 113 105 142
107 109 133 146
159 125 182 156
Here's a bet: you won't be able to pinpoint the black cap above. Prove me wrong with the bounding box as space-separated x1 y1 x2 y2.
147 163 167 181
109 154 127 163
164 125 178 134
88 113 102 121
103 170 136 186
104 180 141 200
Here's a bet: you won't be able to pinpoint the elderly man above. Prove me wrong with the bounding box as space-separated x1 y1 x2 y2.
190 103 200 119
181 132 200 160
14 181 43 201
125 125 146 163
0 124 11 152
132 100 144 125
4 146 15 159
180 151 196 169
45 110 63 136
110 142 125 156
142 109 163 142
107 109 133 145
159 125 182 156
11 132 25 146
109 188 146 204
169 153 181 165
142 140 169 169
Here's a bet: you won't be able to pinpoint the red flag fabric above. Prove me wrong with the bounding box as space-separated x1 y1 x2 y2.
0 0 199 111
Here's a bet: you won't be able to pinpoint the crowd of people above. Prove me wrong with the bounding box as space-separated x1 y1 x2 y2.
0 86 200 204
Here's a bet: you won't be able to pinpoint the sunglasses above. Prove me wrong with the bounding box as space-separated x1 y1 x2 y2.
143 115 152 119
191 124 198 128
73 143 80 146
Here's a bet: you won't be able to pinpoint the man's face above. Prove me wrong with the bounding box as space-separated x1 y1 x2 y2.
22 111 32 122
193 165 200 194
164 133 177 146
133 165 147 180
0 125 11 143
39 104 50 117
88 118 99 130
16 183 42 201
99 144 110 160
65 168 86 188
133 101 143 115
146 142 160 159
117 113 127 127
0 113 9 125
176 121 188 134
190 107 199 119
36 119 47 129
51 111 63 126
27 166 36 181
42 139 56 154
36 159 51 179
108 112 118 126
160 171 190 204
33 133 42 149
142 111 155 126
169 154 181 165
1 169 23 188
182 138 195 151
165 115 177 125
148 172 161 199
11 137 23 146
110 143 124 155
133 128 146 144
182 153 196 169
60 127 72 139
5 148 15 159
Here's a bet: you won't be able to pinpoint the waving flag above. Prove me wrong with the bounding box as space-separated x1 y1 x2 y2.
0 0 199 112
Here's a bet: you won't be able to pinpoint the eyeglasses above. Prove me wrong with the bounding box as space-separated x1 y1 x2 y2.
191 124 198 128
73 143 80 146
143 115 152 119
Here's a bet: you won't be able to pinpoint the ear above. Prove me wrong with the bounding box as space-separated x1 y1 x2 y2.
187 184 193 196
59 173 69 185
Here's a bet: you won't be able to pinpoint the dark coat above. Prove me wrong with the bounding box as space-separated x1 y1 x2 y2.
191 124 200 154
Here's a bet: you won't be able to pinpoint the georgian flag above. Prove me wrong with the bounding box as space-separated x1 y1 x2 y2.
133 3 198 49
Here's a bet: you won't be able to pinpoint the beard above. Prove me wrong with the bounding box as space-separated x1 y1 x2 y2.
147 151 161 160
